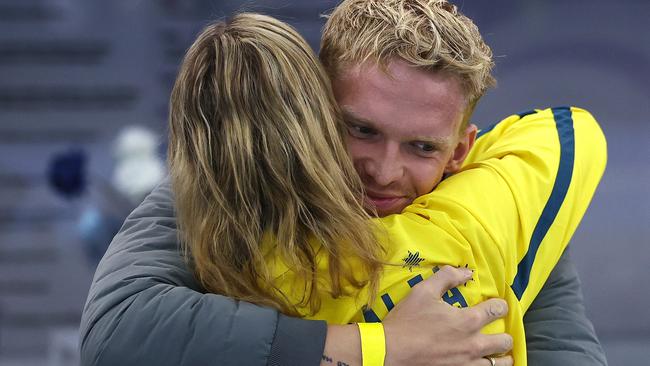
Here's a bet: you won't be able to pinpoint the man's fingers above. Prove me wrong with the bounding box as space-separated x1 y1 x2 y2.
464 298 508 330
419 265 473 298
476 333 513 357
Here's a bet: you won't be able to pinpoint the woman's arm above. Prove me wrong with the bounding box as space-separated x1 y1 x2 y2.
80 178 512 366
79 178 326 366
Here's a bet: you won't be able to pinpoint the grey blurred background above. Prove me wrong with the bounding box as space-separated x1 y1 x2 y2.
0 0 648 365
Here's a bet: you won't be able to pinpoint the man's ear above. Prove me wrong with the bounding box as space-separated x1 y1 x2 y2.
444 124 477 174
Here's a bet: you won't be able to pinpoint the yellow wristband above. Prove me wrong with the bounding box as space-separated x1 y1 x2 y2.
357 322 386 366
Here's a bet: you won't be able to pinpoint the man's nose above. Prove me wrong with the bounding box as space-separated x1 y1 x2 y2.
364 144 404 187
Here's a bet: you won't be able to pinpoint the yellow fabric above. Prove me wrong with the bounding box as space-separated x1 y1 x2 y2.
267 107 606 365
358 322 386 366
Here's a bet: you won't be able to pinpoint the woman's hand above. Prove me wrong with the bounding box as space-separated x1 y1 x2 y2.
321 266 513 366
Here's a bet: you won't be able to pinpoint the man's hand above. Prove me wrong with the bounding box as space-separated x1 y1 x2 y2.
383 265 513 366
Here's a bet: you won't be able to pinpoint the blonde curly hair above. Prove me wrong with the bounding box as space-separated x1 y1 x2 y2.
321 0 495 116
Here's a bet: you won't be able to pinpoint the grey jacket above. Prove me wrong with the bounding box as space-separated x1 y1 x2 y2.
79 179 607 366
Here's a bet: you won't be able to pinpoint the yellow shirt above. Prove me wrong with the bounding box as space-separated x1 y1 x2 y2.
268 107 606 365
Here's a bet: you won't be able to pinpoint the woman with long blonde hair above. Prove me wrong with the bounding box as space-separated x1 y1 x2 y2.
168 13 383 316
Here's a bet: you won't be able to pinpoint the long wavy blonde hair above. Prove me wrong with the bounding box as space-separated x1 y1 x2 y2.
168 13 383 315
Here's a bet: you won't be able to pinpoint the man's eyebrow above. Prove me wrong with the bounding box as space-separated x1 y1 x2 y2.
341 110 374 126
411 135 452 149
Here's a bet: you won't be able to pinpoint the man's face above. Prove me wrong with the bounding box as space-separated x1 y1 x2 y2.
332 59 477 217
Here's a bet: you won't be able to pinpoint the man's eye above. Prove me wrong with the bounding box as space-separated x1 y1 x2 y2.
348 124 376 138
356 126 375 134
412 142 436 154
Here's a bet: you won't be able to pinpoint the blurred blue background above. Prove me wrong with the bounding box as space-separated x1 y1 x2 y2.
0 0 648 365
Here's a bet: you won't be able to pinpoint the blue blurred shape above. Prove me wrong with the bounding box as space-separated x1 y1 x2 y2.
48 149 87 199
78 207 122 267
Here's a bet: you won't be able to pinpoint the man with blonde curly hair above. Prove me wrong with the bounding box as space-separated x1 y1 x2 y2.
320 0 496 217
80 1 607 366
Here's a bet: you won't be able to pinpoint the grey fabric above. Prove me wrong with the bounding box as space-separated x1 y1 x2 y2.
80 177 605 366
268 315 327 366
79 178 327 366
525 249 608 365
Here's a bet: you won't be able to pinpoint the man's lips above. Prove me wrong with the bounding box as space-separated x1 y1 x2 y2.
364 191 408 213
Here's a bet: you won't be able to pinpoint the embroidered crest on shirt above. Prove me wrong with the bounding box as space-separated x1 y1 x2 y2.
402 251 425 271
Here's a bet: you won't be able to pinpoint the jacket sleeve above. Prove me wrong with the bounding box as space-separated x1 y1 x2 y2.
79 178 327 366
525 250 608 366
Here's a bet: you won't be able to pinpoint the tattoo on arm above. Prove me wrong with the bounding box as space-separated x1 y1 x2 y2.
321 354 350 366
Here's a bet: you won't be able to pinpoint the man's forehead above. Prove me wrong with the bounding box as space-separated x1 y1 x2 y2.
336 59 468 100
335 61 467 111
